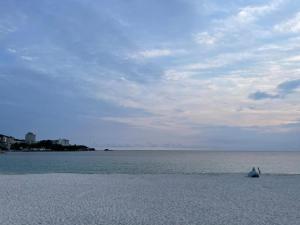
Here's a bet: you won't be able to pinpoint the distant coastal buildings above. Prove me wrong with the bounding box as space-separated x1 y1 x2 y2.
1 132 39 149
1 132 38 149
0 132 91 151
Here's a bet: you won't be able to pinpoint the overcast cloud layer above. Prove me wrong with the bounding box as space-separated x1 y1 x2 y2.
0 0 300 150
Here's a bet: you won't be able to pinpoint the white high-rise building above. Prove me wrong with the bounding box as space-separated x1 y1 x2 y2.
25 132 36 144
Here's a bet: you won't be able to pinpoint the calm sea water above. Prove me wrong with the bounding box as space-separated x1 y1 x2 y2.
0 151 299 175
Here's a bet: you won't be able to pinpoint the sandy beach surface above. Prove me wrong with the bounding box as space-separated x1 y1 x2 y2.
0 174 299 225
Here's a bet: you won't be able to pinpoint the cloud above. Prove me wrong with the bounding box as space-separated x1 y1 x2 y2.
87 65 300 129
182 52 253 71
277 79 300 93
274 12 300 33
249 91 279 100
139 49 172 58
0 21 17 34
7 48 17 53
194 32 217 45
21 55 34 61
286 55 300 62
234 0 283 24
249 79 300 100
193 0 286 49
163 70 190 81
129 49 186 59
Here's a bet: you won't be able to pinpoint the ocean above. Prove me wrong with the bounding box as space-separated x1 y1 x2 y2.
1 150 300 174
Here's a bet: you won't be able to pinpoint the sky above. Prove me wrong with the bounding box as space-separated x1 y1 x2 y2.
0 0 300 150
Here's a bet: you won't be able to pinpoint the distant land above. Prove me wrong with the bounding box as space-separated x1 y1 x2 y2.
0 132 95 152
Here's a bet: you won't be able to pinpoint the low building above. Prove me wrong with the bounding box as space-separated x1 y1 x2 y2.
58 139 70 146
0 134 15 150
25 132 36 144
0 134 8 149
51 138 70 146
13 139 25 144
0 134 8 143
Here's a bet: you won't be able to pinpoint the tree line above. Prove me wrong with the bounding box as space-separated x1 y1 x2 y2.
11 140 95 151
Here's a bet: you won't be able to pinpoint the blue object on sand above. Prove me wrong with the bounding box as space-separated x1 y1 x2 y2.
248 167 260 177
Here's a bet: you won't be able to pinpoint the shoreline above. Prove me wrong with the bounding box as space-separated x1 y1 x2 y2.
1 172 300 176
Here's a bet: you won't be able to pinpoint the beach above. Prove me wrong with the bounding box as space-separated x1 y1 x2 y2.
0 174 299 225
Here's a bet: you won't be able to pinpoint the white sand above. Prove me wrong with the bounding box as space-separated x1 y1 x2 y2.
0 174 299 225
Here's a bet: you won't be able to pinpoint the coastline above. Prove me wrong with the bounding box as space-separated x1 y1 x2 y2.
1 173 299 225
5 149 95 152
